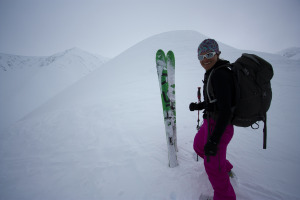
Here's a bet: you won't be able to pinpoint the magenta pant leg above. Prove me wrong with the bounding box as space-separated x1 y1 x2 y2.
194 119 236 200
193 119 209 159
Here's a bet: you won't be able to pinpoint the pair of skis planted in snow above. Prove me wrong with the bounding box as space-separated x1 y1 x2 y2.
155 49 178 168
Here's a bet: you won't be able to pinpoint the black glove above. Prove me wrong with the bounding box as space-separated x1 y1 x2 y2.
189 102 204 111
189 103 198 111
204 138 218 156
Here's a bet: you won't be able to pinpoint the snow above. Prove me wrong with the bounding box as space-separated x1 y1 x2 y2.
1 30 300 200
277 47 300 60
0 48 109 132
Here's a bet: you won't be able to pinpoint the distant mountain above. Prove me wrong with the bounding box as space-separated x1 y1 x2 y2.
39 47 109 72
278 47 300 60
0 48 109 130
0 47 108 72
0 53 44 72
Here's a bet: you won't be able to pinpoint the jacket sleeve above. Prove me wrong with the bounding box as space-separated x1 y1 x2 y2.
210 68 234 143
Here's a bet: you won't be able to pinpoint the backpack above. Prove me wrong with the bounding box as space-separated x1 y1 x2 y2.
207 53 273 149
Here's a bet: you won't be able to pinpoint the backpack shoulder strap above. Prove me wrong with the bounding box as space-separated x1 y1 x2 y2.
206 64 232 103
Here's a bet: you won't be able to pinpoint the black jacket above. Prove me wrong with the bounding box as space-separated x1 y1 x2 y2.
201 59 235 143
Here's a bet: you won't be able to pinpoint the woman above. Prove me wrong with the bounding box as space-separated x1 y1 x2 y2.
189 39 236 200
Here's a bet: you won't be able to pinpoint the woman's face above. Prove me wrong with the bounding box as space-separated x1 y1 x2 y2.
200 52 219 71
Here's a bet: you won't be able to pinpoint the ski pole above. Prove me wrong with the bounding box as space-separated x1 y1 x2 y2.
197 87 201 130
196 87 201 162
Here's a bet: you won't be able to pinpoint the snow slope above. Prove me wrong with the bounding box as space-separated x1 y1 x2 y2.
0 48 108 132
1 30 300 200
278 47 300 60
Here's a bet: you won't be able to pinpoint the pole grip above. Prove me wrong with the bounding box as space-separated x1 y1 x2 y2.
197 87 201 103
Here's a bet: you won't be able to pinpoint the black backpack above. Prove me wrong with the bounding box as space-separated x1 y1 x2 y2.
207 53 273 149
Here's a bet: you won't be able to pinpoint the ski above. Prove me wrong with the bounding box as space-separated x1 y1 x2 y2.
166 50 177 152
156 49 178 168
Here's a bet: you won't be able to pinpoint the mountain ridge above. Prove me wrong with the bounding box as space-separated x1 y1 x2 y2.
0 47 109 131
0 47 109 72
25 30 289 118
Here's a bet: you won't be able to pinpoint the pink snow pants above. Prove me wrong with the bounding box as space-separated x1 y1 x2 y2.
194 119 236 200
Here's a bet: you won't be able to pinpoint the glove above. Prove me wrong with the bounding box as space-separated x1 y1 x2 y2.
189 102 198 111
189 102 204 111
204 139 218 156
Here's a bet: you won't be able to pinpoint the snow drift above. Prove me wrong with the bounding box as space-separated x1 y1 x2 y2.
1 30 300 200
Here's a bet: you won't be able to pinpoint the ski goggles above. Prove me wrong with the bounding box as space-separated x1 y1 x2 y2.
198 52 216 61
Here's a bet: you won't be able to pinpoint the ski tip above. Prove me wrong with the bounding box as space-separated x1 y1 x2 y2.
166 50 175 66
167 50 174 55
156 49 165 55
156 49 166 61
167 50 174 57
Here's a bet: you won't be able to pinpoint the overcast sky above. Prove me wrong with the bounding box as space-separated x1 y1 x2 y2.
0 0 299 58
